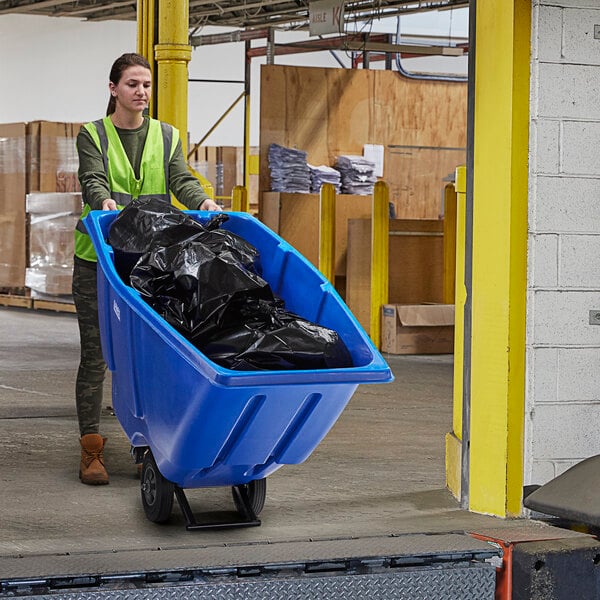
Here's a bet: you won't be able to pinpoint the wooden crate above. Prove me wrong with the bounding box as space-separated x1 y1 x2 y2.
261 191 373 278
346 218 446 334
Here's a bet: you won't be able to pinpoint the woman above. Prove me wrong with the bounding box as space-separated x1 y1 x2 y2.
73 52 219 485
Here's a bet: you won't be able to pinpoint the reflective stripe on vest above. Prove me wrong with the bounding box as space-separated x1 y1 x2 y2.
75 117 178 261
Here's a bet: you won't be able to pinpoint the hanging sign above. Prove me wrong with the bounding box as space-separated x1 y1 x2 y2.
309 0 344 36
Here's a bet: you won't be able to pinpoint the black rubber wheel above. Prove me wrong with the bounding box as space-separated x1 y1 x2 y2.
140 452 175 523
232 478 267 516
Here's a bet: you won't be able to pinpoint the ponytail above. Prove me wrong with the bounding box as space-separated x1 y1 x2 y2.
106 95 116 116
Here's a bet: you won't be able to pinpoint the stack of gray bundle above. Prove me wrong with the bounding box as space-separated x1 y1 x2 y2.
335 155 377 195
308 164 342 193
268 143 311 193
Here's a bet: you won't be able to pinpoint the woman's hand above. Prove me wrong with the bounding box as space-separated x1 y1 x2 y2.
102 198 118 211
200 198 221 211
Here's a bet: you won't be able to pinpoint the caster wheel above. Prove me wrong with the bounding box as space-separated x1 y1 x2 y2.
140 451 174 523
232 478 267 516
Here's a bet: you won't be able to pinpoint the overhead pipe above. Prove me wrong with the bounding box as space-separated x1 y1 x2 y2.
394 16 468 82
190 28 269 47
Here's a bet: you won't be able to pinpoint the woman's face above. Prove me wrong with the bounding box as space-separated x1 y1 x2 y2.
109 65 152 114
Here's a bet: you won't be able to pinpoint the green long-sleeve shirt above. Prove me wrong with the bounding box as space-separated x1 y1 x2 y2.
77 117 210 210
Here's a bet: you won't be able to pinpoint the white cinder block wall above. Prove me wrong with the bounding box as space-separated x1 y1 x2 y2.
526 0 600 487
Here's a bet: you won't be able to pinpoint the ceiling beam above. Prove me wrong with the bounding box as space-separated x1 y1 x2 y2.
0 0 79 15
55 0 133 16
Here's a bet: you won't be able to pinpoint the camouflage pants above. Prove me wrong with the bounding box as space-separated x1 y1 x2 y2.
72 259 107 436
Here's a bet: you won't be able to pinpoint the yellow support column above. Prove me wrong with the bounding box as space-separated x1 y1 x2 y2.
155 0 192 156
137 0 156 116
468 0 530 517
319 183 336 283
370 181 389 349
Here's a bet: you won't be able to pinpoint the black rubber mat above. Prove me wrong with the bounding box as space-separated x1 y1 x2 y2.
524 455 600 527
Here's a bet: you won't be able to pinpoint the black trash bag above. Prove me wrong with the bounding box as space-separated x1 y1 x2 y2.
187 222 261 275
108 197 204 282
115 198 353 371
108 197 262 283
129 238 274 346
201 298 353 371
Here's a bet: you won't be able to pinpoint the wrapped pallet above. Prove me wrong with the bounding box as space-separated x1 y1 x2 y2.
0 120 82 294
25 192 82 300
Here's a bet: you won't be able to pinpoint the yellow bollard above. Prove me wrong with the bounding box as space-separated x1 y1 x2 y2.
446 165 466 500
231 185 249 213
370 181 389 349
443 182 458 304
318 183 336 283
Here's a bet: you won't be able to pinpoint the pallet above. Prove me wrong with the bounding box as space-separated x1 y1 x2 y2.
0 290 75 314
32 299 76 314
0 293 32 309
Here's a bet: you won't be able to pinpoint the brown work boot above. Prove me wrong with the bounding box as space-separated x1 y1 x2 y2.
79 434 109 485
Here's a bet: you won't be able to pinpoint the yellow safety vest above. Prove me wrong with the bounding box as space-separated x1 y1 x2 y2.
74 116 179 262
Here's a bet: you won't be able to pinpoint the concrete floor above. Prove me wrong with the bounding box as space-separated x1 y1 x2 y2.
0 306 590 582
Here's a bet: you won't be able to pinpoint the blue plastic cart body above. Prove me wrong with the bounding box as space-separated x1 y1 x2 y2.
85 210 392 490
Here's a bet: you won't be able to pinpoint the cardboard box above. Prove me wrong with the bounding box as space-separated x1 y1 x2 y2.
382 303 455 355
26 121 82 193
0 122 27 288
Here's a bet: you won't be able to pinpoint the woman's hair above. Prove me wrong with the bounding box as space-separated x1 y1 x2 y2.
106 53 152 116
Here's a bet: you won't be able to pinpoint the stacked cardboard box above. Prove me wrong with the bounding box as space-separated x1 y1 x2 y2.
0 121 81 294
27 121 81 194
25 192 82 298
189 145 259 209
0 123 27 289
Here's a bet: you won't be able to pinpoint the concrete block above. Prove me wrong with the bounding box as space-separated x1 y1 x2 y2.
530 233 558 288
536 5 563 63
534 176 600 233
532 402 600 459
531 347 558 402
530 119 560 174
558 348 600 401
538 64 600 120
562 8 600 65
563 121 600 175
532 290 600 345
554 459 581 477
530 459 557 485
541 0 600 8
559 234 600 287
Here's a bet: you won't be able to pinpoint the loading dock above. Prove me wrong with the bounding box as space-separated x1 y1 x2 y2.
2 306 597 598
